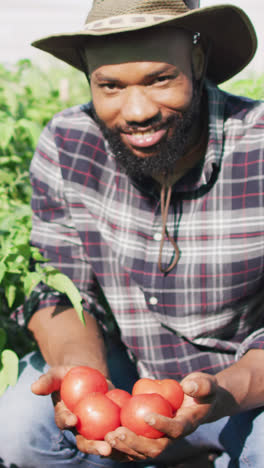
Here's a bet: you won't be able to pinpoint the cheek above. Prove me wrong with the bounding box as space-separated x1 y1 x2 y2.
91 89 120 127
160 79 193 112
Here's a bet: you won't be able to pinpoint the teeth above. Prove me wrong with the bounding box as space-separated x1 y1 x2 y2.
132 129 155 138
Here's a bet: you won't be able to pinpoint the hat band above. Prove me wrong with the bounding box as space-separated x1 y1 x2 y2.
84 14 176 32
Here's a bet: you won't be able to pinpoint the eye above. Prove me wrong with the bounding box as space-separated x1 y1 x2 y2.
153 75 176 85
98 83 121 93
101 83 116 89
154 75 175 84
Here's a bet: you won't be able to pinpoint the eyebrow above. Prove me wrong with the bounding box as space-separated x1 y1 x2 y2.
93 64 176 83
144 64 176 79
93 72 122 84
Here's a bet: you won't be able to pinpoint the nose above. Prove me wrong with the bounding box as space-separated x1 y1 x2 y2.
121 86 160 126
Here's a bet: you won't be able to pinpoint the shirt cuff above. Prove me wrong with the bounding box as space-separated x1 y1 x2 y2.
235 329 264 360
22 283 109 333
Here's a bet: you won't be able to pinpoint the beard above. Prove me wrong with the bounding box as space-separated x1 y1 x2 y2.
91 78 202 181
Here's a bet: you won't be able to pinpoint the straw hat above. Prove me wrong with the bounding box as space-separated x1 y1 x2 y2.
32 0 257 84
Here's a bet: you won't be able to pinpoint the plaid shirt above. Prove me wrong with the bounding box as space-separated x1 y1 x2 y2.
28 82 264 380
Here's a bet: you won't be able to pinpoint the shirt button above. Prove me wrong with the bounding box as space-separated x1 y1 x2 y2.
149 296 158 305
153 232 162 241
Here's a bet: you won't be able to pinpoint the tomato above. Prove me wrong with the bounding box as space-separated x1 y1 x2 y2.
132 377 184 411
120 393 173 438
106 388 132 408
60 366 108 412
74 392 121 440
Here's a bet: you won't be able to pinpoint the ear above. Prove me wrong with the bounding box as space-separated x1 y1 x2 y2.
191 44 205 80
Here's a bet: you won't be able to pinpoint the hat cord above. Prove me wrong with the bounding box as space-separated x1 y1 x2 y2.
157 107 208 274
158 184 180 274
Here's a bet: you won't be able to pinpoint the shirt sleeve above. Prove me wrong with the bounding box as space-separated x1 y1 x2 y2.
236 329 264 360
27 118 106 326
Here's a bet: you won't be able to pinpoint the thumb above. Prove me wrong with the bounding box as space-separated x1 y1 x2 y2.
181 373 218 399
31 371 62 395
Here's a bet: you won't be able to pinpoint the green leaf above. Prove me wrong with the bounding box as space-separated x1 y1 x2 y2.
2 84 20 116
0 377 7 397
43 269 84 324
0 155 22 165
2 350 19 386
24 271 44 296
0 349 19 396
0 169 14 184
0 121 15 149
0 262 6 283
0 110 8 122
5 282 17 308
16 118 42 147
12 244 31 261
0 329 6 352
31 249 46 262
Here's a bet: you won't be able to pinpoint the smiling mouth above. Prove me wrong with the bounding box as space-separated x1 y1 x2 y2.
122 128 167 149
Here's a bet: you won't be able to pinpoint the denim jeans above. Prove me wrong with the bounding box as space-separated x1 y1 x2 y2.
0 345 263 468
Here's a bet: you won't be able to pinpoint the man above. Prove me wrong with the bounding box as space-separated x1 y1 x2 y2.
1 1 264 467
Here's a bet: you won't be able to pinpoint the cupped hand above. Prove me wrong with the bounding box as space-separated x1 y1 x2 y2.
31 366 115 457
138 372 233 440
31 366 78 428
100 372 235 462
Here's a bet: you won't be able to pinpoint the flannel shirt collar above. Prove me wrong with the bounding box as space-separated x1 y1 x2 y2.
168 81 226 199
200 81 226 184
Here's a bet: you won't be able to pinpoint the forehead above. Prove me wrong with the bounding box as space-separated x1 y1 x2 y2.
84 27 193 75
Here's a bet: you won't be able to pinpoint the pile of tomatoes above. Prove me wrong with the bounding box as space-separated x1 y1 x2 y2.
60 366 184 440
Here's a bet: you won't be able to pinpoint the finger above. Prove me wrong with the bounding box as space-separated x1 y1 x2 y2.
54 400 78 429
181 373 218 399
102 448 135 462
105 427 169 460
106 379 115 390
31 371 62 395
107 438 147 460
144 408 206 439
76 435 112 457
144 412 186 439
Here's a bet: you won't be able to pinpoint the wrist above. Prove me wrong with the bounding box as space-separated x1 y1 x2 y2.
215 364 251 416
49 343 110 379
216 349 264 413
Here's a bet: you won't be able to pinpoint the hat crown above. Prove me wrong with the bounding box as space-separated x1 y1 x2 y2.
86 0 200 24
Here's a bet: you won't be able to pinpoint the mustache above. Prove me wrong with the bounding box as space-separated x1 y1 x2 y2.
114 113 184 135
91 103 183 136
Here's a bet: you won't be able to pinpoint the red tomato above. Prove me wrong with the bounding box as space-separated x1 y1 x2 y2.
106 389 132 408
120 393 173 438
60 366 108 412
74 392 121 440
132 378 184 411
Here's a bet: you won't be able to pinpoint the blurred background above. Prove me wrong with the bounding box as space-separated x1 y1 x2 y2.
1 0 263 77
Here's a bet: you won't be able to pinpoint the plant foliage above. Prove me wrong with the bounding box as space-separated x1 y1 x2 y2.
0 60 89 394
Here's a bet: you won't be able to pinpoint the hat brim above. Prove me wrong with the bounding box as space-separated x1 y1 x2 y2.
32 5 257 84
